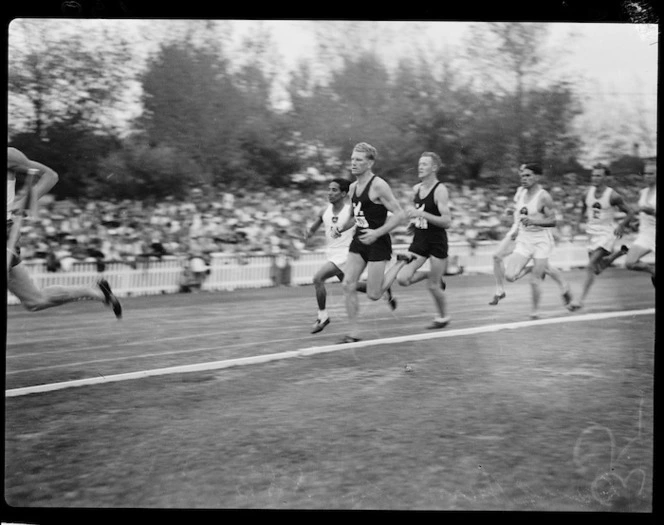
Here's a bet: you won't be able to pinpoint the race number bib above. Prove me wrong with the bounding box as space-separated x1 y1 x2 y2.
353 202 370 229
330 215 339 236
414 204 427 229
591 203 601 220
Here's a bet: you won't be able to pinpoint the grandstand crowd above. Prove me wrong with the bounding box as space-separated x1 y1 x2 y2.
16 175 643 272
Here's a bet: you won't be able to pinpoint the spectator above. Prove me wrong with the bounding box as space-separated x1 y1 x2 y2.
12 175 641 268
45 243 61 273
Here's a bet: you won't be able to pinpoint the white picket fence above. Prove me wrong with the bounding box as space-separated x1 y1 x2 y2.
7 236 653 305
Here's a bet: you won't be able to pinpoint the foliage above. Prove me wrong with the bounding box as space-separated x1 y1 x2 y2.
136 36 303 191
8 20 135 138
94 138 201 200
9 126 121 200
7 21 601 200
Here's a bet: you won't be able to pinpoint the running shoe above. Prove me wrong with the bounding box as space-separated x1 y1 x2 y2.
338 335 361 344
488 292 506 305
567 301 582 312
386 288 397 310
311 318 330 334
396 253 415 263
427 317 450 330
98 279 122 319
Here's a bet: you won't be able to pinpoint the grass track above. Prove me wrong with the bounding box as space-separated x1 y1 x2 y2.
4 268 655 511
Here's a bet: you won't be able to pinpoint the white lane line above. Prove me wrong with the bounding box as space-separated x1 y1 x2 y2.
5 308 654 398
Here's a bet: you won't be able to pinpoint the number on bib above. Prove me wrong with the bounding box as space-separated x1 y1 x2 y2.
353 202 370 228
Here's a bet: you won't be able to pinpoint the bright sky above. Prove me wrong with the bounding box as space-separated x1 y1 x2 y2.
554 23 658 91
256 21 658 94
11 19 657 96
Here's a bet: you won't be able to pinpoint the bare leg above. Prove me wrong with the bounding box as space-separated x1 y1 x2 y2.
311 262 345 333
542 263 573 306
493 254 507 295
489 236 515 304
380 258 409 296
396 254 428 287
625 244 655 285
542 263 570 292
7 264 104 312
595 245 629 274
529 258 548 318
568 249 604 310
341 252 369 340
313 262 343 314
505 252 531 284
364 260 389 301
426 256 449 323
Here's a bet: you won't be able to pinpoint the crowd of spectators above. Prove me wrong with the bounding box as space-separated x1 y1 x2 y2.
16 175 644 272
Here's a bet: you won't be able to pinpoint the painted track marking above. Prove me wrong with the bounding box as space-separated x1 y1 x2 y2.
5 308 654 398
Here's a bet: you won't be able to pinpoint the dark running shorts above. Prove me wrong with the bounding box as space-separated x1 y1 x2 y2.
408 229 449 260
349 231 392 262
6 219 22 268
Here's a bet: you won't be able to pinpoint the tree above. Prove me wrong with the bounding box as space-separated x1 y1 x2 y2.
287 50 405 179
573 80 657 165
8 19 136 138
137 39 246 186
138 29 304 189
9 127 120 199
460 23 582 177
388 54 464 179
388 48 517 184
231 25 302 187
95 138 200 200
8 20 141 199
520 81 584 180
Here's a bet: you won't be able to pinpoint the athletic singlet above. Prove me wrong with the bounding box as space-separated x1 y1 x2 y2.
351 176 388 234
584 186 616 236
412 182 446 241
7 148 20 220
637 186 657 234
515 187 547 233
322 202 354 251
508 187 526 233
6 178 15 220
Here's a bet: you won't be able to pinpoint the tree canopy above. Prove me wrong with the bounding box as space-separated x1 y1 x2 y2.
8 20 649 200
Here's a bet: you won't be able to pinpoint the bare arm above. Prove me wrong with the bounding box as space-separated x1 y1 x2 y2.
610 191 635 234
371 177 407 237
538 192 558 228
413 183 451 229
356 177 406 245
522 191 557 228
405 183 419 232
7 147 59 208
638 190 656 216
576 195 588 233
304 209 324 243
333 182 358 235
336 213 356 234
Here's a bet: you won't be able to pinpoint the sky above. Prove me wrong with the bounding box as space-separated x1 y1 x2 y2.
11 19 656 97
552 23 658 93
230 21 658 89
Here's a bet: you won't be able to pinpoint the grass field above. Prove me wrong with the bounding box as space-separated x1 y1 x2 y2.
3 267 655 513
